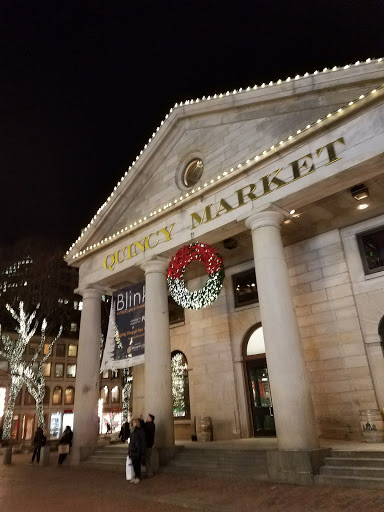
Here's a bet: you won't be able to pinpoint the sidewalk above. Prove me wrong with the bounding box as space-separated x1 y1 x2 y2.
1 452 384 512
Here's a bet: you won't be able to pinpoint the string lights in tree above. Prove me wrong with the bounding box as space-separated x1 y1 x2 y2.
122 368 133 423
0 302 62 441
171 352 188 417
167 243 225 309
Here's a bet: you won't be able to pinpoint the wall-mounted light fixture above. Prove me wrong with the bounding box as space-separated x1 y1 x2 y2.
351 184 369 201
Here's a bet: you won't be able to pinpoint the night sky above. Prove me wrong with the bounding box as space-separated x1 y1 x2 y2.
1 1 383 249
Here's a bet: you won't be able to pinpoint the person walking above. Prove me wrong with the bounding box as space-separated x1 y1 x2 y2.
128 418 145 483
31 426 45 464
119 421 130 443
142 414 155 477
57 426 73 465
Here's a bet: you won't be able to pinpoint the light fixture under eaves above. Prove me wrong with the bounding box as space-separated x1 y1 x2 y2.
351 184 369 201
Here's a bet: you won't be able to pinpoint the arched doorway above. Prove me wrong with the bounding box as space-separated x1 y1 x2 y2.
243 324 276 437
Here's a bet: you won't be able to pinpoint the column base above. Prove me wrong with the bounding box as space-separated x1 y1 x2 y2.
156 445 179 466
70 445 97 465
267 449 331 485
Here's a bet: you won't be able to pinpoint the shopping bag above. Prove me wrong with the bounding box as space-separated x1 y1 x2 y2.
126 456 134 480
58 444 70 455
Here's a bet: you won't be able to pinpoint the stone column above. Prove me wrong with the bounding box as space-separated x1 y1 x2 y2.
71 288 102 464
245 211 318 450
141 259 174 449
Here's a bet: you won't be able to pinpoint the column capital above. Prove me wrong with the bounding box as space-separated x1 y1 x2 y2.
245 210 285 232
141 257 169 275
75 287 103 301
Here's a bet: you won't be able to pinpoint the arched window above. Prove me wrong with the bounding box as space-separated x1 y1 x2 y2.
111 386 120 403
64 386 75 405
100 386 109 403
246 326 265 356
43 386 50 405
171 351 190 418
24 388 35 406
52 386 62 405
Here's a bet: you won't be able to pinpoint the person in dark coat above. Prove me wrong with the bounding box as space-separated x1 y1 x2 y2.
119 421 130 443
128 418 145 483
31 426 45 464
141 414 155 477
57 426 73 465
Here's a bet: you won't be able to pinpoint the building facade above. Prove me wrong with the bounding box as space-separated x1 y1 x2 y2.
0 336 125 443
65 60 384 462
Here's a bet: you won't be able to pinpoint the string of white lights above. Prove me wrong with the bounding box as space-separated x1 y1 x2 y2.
0 302 62 440
65 58 383 260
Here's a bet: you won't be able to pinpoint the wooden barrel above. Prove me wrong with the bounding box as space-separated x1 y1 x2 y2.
359 409 384 443
196 416 212 442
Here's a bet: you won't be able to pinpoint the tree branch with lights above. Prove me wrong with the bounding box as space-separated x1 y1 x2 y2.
0 302 62 442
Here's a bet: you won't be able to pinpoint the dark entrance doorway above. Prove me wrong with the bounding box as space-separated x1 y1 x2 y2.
243 324 276 437
246 358 275 436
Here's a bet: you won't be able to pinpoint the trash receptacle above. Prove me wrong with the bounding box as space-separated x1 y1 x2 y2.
41 445 50 466
360 409 384 442
3 446 12 465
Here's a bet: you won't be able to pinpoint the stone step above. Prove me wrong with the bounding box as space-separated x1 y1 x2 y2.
85 455 126 464
315 474 384 490
83 460 126 471
161 465 269 480
320 465 384 479
331 450 384 459
325 457 384 468
167 460 266 472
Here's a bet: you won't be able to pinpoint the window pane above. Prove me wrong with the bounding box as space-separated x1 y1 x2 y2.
358 228 384 274
24 389 35 405
56 344 66 357
52 387 62 405
66 364 76 378
29 342 39 355
0 361 9 373
169 295 185 325
64 387 74 405
43 362 51 377
55 363 64 378
43 386 50 405
101 386 109 403
70 322 77 333
43 343 50 355
50 412 61 438
68 344 78 357
111 386 119 403
233 268 259 308
102 370 109 379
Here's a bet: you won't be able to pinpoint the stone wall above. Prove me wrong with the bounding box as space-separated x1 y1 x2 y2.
170 274 239 440
341 216 384 414
285 229 377 440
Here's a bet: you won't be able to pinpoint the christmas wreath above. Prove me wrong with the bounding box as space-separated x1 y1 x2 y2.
167 242 225 309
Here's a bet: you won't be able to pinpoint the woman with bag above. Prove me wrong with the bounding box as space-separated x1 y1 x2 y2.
57 426 73 465
128 418 145 483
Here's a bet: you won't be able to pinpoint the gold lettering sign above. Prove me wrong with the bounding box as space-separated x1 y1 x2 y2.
102 136 345 271
103 224 174 271
190 137 345 228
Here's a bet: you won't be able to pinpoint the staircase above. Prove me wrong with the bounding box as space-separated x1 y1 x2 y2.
162 447 269 480
82 443 128 472
315 450 384 489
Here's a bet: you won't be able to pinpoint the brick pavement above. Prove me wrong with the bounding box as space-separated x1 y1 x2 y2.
1 453 384 512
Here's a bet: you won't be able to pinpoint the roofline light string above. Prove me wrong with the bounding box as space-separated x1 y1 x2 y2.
65 58 383 260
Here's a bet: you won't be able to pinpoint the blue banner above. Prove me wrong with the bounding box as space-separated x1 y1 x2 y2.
101 282 145 370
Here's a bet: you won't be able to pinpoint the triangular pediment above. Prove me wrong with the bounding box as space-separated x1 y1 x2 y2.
65 60 384 262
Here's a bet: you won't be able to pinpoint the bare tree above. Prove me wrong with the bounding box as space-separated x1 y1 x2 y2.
0 302 62 442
